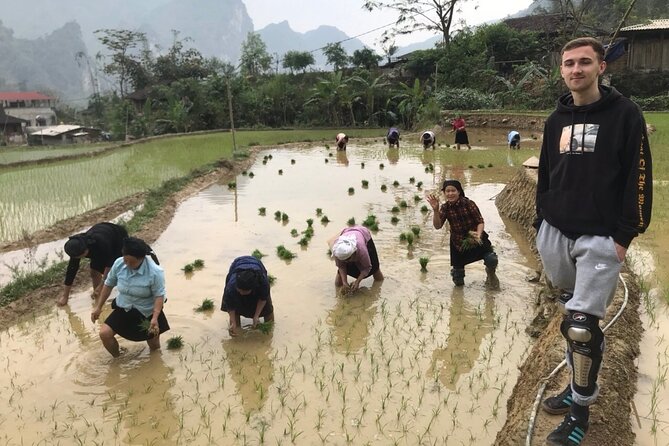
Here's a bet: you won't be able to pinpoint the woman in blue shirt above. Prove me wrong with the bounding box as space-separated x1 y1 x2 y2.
91 237 170 357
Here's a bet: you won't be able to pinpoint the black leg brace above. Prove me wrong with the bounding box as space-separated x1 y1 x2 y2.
561 311 604 400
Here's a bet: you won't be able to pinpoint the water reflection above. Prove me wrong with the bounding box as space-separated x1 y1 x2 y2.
336 151 349 166
326 280 382 354
386 148 399 165
429 287 495 389
222 331 274 413
103 354 178 445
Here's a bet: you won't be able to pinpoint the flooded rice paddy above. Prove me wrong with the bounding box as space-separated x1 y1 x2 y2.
0 141 540 445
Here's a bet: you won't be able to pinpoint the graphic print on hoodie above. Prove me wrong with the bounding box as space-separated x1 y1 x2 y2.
559 123 600 153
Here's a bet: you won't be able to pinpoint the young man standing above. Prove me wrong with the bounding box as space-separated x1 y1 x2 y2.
535 37 652 445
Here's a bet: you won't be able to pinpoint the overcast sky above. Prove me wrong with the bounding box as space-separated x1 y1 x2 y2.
244 0 535 50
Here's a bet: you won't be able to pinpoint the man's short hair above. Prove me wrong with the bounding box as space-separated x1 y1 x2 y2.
561 37 605 62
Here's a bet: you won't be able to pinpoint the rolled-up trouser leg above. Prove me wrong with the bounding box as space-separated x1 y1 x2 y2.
561 311 604 406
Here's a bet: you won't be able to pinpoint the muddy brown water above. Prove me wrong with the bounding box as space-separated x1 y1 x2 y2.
0 141 540 445
1 135 666 445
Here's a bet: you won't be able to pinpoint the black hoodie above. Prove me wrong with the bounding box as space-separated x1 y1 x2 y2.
536 85 652 248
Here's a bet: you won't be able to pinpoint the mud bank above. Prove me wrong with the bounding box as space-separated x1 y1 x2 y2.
494 168 642 446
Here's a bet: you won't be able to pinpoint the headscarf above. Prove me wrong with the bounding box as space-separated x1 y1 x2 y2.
332 234 357 260
122 237 160 265
64 234 89 257
441 179 466 198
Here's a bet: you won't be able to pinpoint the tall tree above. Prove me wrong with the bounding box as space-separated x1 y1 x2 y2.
239 32 272 78
282 51 315 74
323 43 350 71
95 29 148 97
352 48 383 69
363 0 469 45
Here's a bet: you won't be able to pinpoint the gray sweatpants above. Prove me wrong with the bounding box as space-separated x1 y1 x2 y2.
536 221 622 319
536 221 623 405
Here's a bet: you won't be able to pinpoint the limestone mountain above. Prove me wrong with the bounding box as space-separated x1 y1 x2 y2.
0 21 88 101
257 21 366 68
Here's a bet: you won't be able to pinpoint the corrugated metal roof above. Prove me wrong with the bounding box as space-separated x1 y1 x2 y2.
0 91 54 101
621 19 669 32
30 125 83 137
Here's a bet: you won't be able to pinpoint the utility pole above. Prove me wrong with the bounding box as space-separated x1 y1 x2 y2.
226 75 237 153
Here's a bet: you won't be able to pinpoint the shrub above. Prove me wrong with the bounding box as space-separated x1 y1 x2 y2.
435 87 499 110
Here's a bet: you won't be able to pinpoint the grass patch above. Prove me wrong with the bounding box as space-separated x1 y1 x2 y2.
195 298 215 312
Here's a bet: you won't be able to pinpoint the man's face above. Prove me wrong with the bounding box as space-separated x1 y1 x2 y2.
560 45 606 94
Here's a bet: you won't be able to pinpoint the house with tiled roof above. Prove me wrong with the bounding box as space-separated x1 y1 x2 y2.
0 91 57 127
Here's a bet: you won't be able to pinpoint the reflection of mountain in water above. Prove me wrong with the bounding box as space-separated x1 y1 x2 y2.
222 331 274 413
326 282 382 354
429 288 495 390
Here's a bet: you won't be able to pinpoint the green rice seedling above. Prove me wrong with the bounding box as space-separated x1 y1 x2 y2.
417 181 423 189
325 144 330 149
281 212 289 222
488 163 493 167
348 218 356 226
258 207 266 216
469 165 474 168
291 229 298 237
361 180 369 187
268 274 276 285
248 172 255 178
409 177 415 183
411 227 421 237
298 237 309 246
192 259 205 268
256 321 273 334
263 155 269 160
329 152 333 157
303 227 314 238
370 222 379 232
183 264 194 273
419 257 429 272
278 169 283 175
399 200 408 208
274 210 282 220
413 194 421 202
262 159 267 165
276 245 296 260
421 205 429 213
325 158 329 163
316 208 323 216
362 214 377 227
429 163 434 171
381 184 387 192
391 206 400 213
478 164 486 168
348 187 355 194
393 180 400 187
242 170 248 176
268 154 273 159
361 162 365 168
195 298 215 312
399 233 407 242
406 233 414 246
307 218 314 227
391 216 399 224
138 319 152 334
227 181 236 189
291 159 296 164
379 163 385 169
321 215 330 223
425 167 430 173
252 249 265 259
